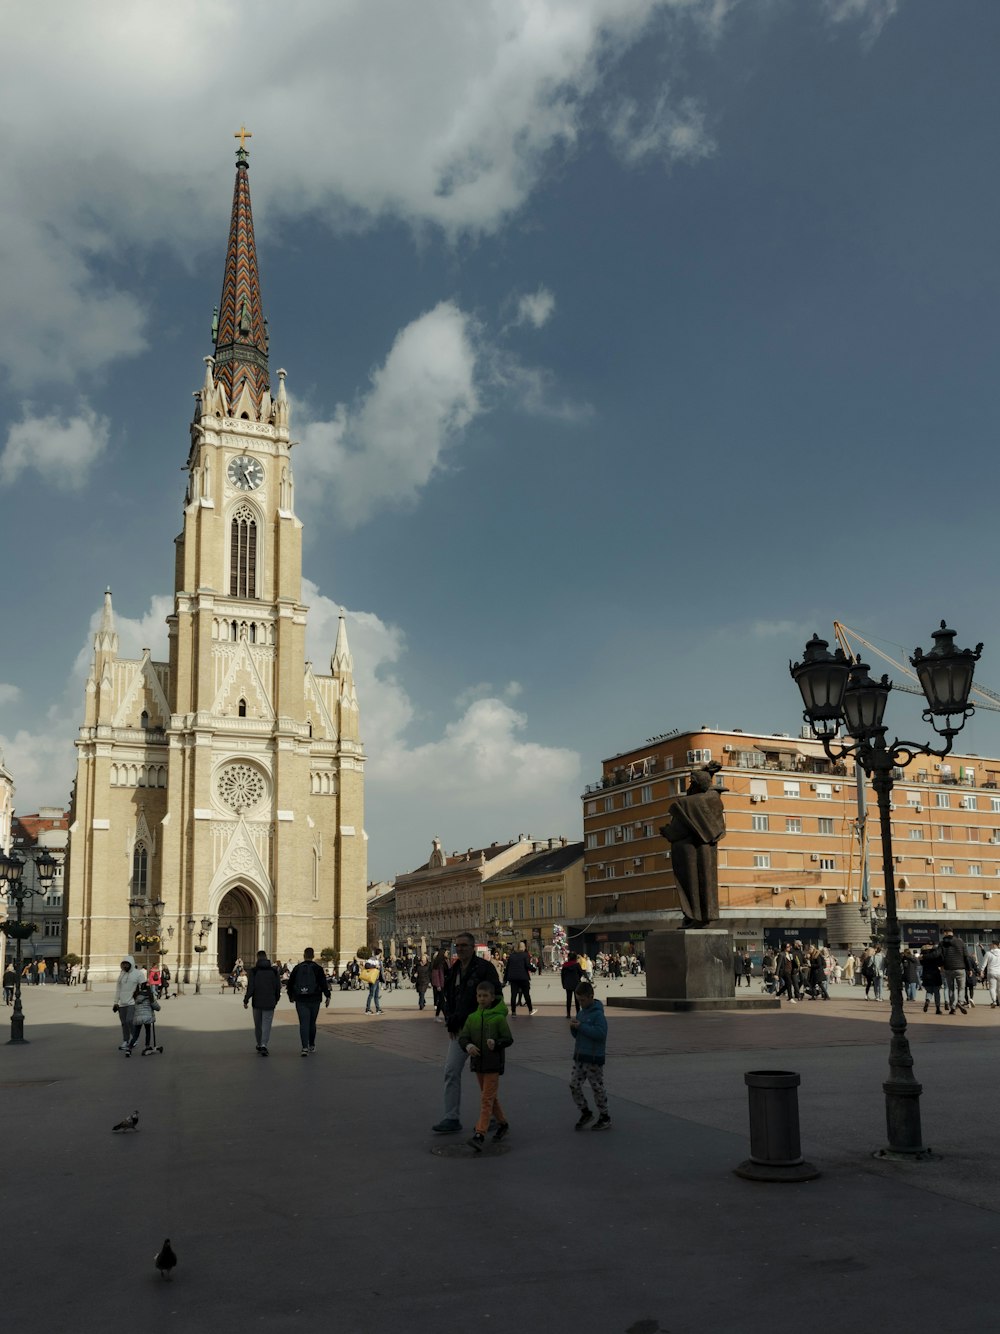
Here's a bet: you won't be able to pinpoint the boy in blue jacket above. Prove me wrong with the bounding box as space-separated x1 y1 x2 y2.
569 981 610 1130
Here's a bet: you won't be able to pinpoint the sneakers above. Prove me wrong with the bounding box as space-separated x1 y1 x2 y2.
575 1108 594 1131
308 1045 316 1052
468 1132 485 1152
255 1044 261 1052
142 1046 154 1055
118 1043 129 1051
432 1119 462 1134
301 1049 309 1057
125 1048 132 1058
591 1114 612 1132
923 1000 929 1012
260 1046 269 1057
493 1122 510 1142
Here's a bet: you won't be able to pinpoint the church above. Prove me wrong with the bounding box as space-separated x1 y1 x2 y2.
64 135 367 981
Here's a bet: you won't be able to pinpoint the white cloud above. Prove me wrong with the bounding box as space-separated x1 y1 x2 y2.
607 91 715 167
0 684 20 706
515 288 557 329
0 405 110 490
1 1 731 390
823 0 900 47
295 301 480 526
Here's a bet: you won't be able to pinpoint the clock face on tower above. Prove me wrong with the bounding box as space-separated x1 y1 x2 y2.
228 455 264 491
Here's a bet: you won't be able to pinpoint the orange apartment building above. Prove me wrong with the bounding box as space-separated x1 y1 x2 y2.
575 726 1000 960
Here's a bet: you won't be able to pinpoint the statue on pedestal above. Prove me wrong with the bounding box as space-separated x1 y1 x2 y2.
660 763 726 928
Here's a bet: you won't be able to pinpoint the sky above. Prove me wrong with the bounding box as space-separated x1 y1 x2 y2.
2 0 1000 882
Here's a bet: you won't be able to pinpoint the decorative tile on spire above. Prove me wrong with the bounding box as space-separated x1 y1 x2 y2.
213 129 269 418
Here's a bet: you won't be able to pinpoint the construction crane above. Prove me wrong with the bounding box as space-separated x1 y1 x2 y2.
833 622 1000 714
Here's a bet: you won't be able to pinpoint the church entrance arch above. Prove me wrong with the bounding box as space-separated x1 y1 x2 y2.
217 886 258 977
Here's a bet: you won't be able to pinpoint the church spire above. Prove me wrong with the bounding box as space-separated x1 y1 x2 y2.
95 587 118 657
331 613 354 677
213 128 269 418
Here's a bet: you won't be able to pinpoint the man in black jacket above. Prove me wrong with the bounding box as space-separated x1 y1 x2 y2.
432 932 501 1133
286 948 332 1055
503 940 535 1016
244 950 282 1055
939 927 970 1015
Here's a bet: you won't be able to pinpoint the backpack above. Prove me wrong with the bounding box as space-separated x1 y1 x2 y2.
295 962 319 997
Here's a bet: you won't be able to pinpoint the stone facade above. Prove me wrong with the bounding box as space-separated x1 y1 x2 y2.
64 145 366 982
394 836 534 949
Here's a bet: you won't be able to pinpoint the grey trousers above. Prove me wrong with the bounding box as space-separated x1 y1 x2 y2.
252 1006 275 1047
442 1035 469 1122
118 1004 135 1042
943 968 966 1009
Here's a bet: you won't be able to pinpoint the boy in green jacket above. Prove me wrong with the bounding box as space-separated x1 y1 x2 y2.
457 981 513 1151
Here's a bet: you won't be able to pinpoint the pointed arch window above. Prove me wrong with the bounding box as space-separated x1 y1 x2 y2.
238 698 247 718
230 504 257 599
131 842 148 899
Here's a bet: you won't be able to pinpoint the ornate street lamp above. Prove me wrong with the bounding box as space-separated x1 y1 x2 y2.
129 895 166 974
2 848 56 1045
791 620 982 1160
192 914 214 995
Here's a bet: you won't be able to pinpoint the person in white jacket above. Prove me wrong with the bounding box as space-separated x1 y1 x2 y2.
981 942 1000 1008
113 955 145 1050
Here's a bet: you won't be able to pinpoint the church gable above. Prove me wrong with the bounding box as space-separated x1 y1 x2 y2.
211 641 274 720
111 653 171 729
304 667 337 740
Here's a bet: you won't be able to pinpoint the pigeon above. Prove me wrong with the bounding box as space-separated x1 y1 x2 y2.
154 1238 177 1279
111 1109 139 1133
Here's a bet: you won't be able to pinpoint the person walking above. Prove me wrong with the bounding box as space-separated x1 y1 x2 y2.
981 941 1000 1009
939 927 969 1015
569 980 611 1131
776 943 798 1003
112 955 144 1050
901 948 919 1003
244 949 282 1055
432 932 502 1134
160 964 171 999
920 942 944 1014
843 953 856 986
286 947 331 1055
807 948 829 1001
2 962 14 1005
503 939 535 1016
429 948 448 1019
125 980 161 1056
362 948 384 1014
411 954 431 1011
742 952 753 988
458 979 513 1151
561 953 584 1018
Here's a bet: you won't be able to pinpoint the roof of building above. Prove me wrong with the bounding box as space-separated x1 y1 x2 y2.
213 140 269 416
488 841 584 884
12 812 69 844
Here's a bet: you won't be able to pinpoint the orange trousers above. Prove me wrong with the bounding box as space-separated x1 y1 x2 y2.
475 1072 506 1134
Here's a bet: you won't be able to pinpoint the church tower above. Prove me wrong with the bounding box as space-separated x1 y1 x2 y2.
65 135 367 980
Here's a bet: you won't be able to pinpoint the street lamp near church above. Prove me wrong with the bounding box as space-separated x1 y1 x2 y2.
791 621 982 1160
129 895 166 974
190 915 214 995
2 847 57 1045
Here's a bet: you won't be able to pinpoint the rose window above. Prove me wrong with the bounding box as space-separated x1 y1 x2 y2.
217 763 266 813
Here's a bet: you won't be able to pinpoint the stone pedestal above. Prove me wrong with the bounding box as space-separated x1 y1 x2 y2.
608 928 780 1012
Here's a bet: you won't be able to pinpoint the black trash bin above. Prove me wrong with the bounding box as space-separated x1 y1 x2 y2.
735 1069 820 1182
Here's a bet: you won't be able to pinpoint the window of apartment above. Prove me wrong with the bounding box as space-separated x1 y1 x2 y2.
970 864 982 876
605 866 615 878
547 895 553 916
529 897 536 916
941 893 955 911
623 789 635 807
961 795 978 811
817 817 835 835
909 827 922 840
937 826 951 841
586 833 598 850
557 895 563 915
785 818 802 834
814 783 832 801
585 801 597 816
941 864 954 876
643 824 655 838
518 899 525 918
905 792 921 807
750 778 768 799
603 796 614 813
44 921 61 937
753 853 771 869
620 826 633 842
968 827 980 842
752 814 769 833
641 784 653 803
819 857 836 871
663 755 674 770
687 749 712 765
914 897 928 910
783 781 800 799
992 797 1000 814
936 792 950 809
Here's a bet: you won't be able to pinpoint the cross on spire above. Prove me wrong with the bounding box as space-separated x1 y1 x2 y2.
234 125 252 151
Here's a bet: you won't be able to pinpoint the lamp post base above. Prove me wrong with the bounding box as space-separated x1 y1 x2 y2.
874 1146 940 1162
